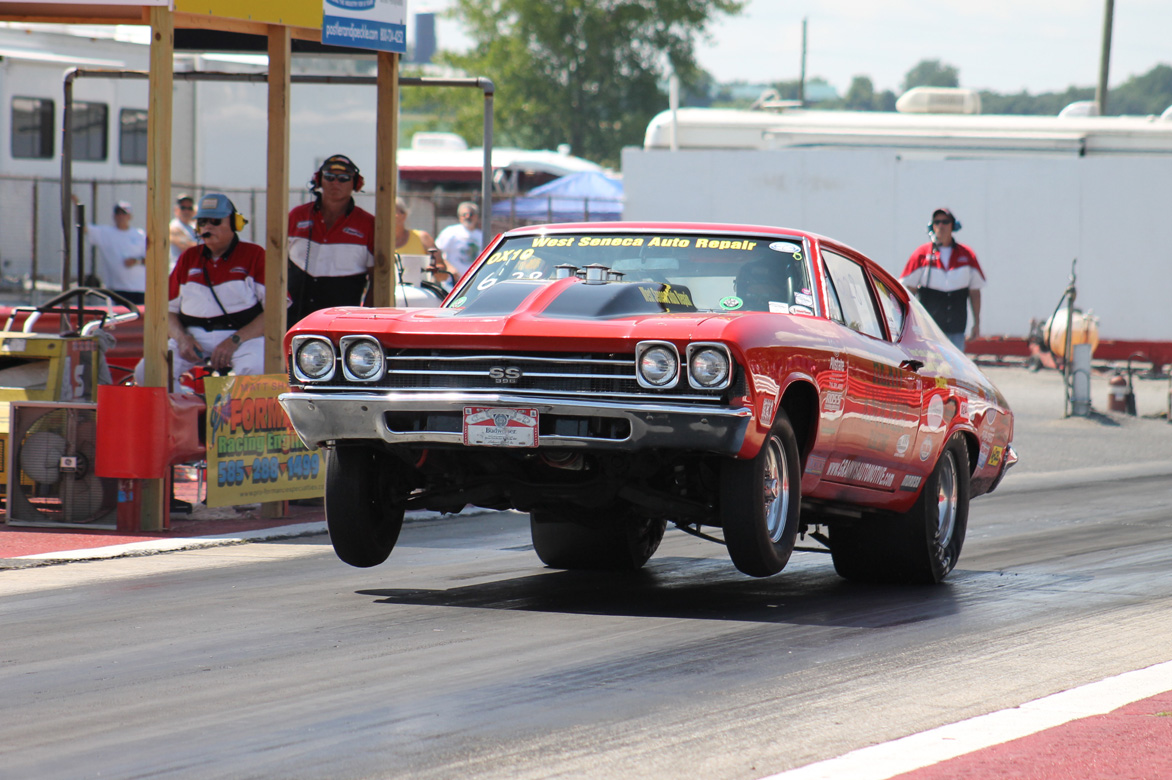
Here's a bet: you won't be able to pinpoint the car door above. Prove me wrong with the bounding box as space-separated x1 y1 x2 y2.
818 248 923 492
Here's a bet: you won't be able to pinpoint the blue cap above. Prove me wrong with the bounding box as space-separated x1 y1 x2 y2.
196 192 235 220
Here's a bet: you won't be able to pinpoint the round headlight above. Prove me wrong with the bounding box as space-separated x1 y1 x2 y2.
639 345 678 387
345 340 383 380
296 339 334 379
690 347 730 388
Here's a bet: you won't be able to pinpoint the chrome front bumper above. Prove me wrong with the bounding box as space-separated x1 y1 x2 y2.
278 390 753 454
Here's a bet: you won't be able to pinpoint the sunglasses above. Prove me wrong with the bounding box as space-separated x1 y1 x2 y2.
322 173 352 183
196 217 222 227
459 213 475 220
178 204 194 211
932 218 952 225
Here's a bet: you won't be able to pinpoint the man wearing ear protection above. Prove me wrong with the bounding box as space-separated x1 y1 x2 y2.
900 207 985 351
147 192 272 389
286 154 375 324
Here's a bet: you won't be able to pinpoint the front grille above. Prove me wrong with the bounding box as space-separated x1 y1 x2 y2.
313 349 734 404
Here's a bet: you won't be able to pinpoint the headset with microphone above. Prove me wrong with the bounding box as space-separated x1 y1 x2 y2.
927 208 962 235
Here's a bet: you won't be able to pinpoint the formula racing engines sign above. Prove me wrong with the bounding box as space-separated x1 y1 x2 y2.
322 0 406 53
205 374 325 507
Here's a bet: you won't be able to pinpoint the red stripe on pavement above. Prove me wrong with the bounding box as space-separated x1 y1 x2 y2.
891 692 1172 780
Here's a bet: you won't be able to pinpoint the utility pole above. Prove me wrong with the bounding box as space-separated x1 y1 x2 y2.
799 17 807 106
1095 0 1114 115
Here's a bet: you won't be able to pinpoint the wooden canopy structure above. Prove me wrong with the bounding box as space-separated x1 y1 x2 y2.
0 0 403 528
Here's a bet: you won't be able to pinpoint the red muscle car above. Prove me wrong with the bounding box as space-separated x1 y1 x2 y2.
280 222 1016 583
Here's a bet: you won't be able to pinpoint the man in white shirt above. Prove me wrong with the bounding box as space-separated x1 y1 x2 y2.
434 201 483 285
84 200 147 304
169 194 199 270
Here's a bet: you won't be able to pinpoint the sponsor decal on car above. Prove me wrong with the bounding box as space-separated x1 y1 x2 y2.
720 296 743 310
823 391 843 413
920 438 934 461
825 457 896 489
805 454 826 476
926 394 945 430
989 445 1003 467
768 241 803 253
638 286 693 306
900 474 922 491
760 395 777 427
895 433 911 457
768 301 789 313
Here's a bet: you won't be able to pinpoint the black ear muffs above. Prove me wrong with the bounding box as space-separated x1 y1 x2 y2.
314 155 363 192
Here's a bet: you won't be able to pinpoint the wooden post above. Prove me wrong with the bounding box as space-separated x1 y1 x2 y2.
262 25 292 519
372 51 399 307
139 5 175 531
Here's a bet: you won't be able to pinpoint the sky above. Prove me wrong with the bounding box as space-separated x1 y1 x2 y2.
428 0 1172 96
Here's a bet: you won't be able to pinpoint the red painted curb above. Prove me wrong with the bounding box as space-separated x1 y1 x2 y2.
891 692 1172 780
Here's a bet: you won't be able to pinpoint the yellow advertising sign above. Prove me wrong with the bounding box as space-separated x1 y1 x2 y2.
174 0 322 29
204 374 324 507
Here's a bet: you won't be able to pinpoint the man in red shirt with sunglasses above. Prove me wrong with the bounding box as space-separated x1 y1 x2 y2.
286 154 375 324
900 207 985 351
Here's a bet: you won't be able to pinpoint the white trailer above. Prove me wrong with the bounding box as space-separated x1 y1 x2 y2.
623 102 1172 342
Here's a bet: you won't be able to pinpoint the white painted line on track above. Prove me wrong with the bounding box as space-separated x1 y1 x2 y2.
758 659 1172 780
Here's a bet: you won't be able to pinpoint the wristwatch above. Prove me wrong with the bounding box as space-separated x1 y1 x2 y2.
230 333 241 345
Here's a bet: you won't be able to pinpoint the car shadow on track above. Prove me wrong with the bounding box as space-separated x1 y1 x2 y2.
358 554 971 628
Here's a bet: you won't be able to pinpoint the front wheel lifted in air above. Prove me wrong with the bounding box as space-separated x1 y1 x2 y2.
720 411 803 577
325 445 406 568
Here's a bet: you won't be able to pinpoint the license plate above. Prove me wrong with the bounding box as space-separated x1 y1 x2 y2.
463 406 539 448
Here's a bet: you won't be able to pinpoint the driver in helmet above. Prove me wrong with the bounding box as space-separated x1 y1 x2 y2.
734 258 794 311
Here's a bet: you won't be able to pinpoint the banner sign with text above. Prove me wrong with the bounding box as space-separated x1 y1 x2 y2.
322 0 406 53
204 374 325 507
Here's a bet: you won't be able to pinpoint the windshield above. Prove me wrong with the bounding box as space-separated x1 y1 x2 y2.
450 232 815 314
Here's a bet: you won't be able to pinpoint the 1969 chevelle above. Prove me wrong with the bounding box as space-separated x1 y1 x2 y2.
279 222 1016 583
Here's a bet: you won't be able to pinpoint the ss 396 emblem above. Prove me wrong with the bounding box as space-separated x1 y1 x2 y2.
489 366 522 383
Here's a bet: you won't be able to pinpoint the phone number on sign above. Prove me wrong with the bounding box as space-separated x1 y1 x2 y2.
217 453 321 487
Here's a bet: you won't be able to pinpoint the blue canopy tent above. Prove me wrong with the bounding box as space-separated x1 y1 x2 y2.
493 171 623 222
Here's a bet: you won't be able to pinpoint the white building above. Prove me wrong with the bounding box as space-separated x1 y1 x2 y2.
623 96 1172 340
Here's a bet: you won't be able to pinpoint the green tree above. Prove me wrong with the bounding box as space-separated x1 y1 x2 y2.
436 0 745 167
902 59 960 92
1108 64 1172 115
843 76 875 110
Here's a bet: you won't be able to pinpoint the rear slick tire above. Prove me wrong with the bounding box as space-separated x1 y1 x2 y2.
720 412 802 578
830 435 970 584
529 507 666 571
325 446 406 568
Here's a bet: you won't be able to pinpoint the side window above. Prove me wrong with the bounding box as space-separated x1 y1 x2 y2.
11 97 54 159
873 278 906 341
119 109 149 166
822 250 884 339
822 263 845 324
71 101 108 162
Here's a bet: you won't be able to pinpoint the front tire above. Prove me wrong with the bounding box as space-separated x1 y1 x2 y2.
720 412 802 577
529 506 666 571
325 446 406 568
831 435 970 584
